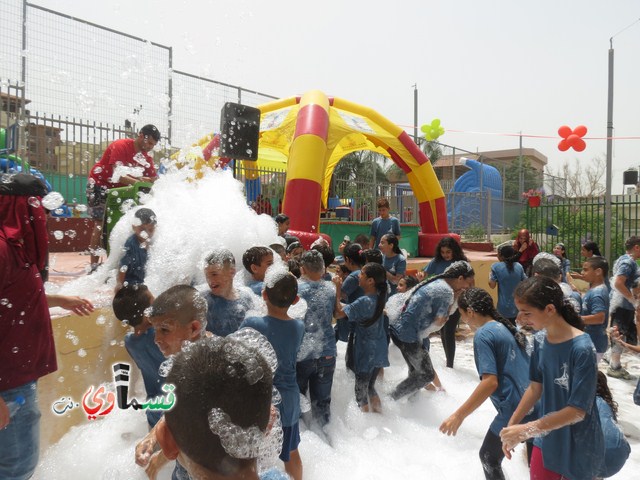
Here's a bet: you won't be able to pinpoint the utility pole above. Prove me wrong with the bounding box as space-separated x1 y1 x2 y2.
413 84 418 143
605 40 614 265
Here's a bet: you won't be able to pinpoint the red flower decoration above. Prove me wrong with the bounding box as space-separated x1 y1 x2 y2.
558 125 587 152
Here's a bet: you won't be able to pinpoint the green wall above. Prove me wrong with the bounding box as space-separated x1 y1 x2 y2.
319 221 420 257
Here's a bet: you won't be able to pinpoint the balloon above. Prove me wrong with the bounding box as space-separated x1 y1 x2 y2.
574 125 587 137
421 119 445 141
557 124 587 152
558 125 572 138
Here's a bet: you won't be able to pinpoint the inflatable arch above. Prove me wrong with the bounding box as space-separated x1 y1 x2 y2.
257 90 450 253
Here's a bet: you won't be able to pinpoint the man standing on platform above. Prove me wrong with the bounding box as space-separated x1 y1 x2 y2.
85 125 160 272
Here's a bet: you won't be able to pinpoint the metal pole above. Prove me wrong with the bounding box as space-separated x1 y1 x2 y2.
413 84 418 143
605 41 614 264
21 0 27 84
167 46 173 145
518 133 524 199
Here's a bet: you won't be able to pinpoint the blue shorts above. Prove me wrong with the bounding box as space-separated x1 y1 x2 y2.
279 422 300 462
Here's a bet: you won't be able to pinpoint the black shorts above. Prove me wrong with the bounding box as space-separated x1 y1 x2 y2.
611 308 637 345
85 182 108 220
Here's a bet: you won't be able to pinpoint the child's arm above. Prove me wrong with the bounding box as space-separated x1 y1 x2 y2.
332 276 346 318
611 326 640 353
500 381 542 459
46 294 95 316
440 373 498 436
581 311 605 325
115 269 126 293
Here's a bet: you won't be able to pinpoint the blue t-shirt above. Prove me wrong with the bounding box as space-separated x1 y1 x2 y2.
370 216 401 250
260 469 290 480
336 269 364 342
473 321 532 434
596 396 630 478
559 257 571 284
240 315 305 427
119 234 148 285
205 288 256 337
489 262 526 319
124 328 166 427
297 279 337 361
423 257 452 276
391 279 453 343
248 279 264 295
529 333 604 480
342 294 390 373
610 253 638 311
581 284 610 353
382 254 406 295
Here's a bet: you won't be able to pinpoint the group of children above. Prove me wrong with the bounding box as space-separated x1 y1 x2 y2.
111 205 635 480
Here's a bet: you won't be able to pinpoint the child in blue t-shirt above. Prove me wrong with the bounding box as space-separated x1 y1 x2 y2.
115 207 157 292
488 244 526 324
240 267 305 480
501 276 604 480
112 284 165 428
335 243 366 343
580 256 610 362
440 288 535 480
369 197 401 250
203 248 258 337
595 371 630 478
379 233 406 295
333 262 390 412
242 246 275 295
296 250 337 427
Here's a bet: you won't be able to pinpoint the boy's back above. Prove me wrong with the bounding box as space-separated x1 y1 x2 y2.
120 233 149 285
204 287 257 336
241 315 305 427
297 279 337 361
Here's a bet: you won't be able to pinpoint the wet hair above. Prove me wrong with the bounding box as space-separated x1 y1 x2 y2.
582 241 601 256
514 276 584 330
274 213 289 225
134 207 157 225
300 250 325 274
458 287 527 350
584 256 609 278
360 262 388 327
284 235 300 248
269 243 286 257
287 258 301 278
343 243 366 267
338 264 350 276
150 284 207 325
354 234 370 247
265 271 298 307
242 246 273 273
434 236 468 263
204 249 236 269
139 124 161 142
532 258 562 280
311 243 335 268
596 371 618 421
497 244 517 272
286 241 303 255
401 275 419 290
625 235 640 251
382 233 402 255
363 248 383 265
554 243 567 259
165 336 272 475
376 197 390 209
112 284 152 327
404 260 475 308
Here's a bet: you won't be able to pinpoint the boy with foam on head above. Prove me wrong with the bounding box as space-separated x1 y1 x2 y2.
296 250 337 429
155 333 289 480
115 207 157 293
243 246 275 295
203 248 258 337
369 197 401 250
240 266 305 480
112 284 165 428
135 284 208 479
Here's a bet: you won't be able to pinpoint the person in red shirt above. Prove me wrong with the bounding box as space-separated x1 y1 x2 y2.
0 173 94 480
513 228 539 276
85 124 161 271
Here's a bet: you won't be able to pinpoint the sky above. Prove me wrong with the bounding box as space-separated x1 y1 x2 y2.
32 0 640 193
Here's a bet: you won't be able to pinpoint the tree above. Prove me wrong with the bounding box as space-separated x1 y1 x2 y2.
487 156 543 201
547 155 606 198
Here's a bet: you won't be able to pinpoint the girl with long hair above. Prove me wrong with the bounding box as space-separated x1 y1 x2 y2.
333 263 390 412
379 233 406 295
500 276 604 480
389 261 475 400
440 288 534 480
488 244 527 325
